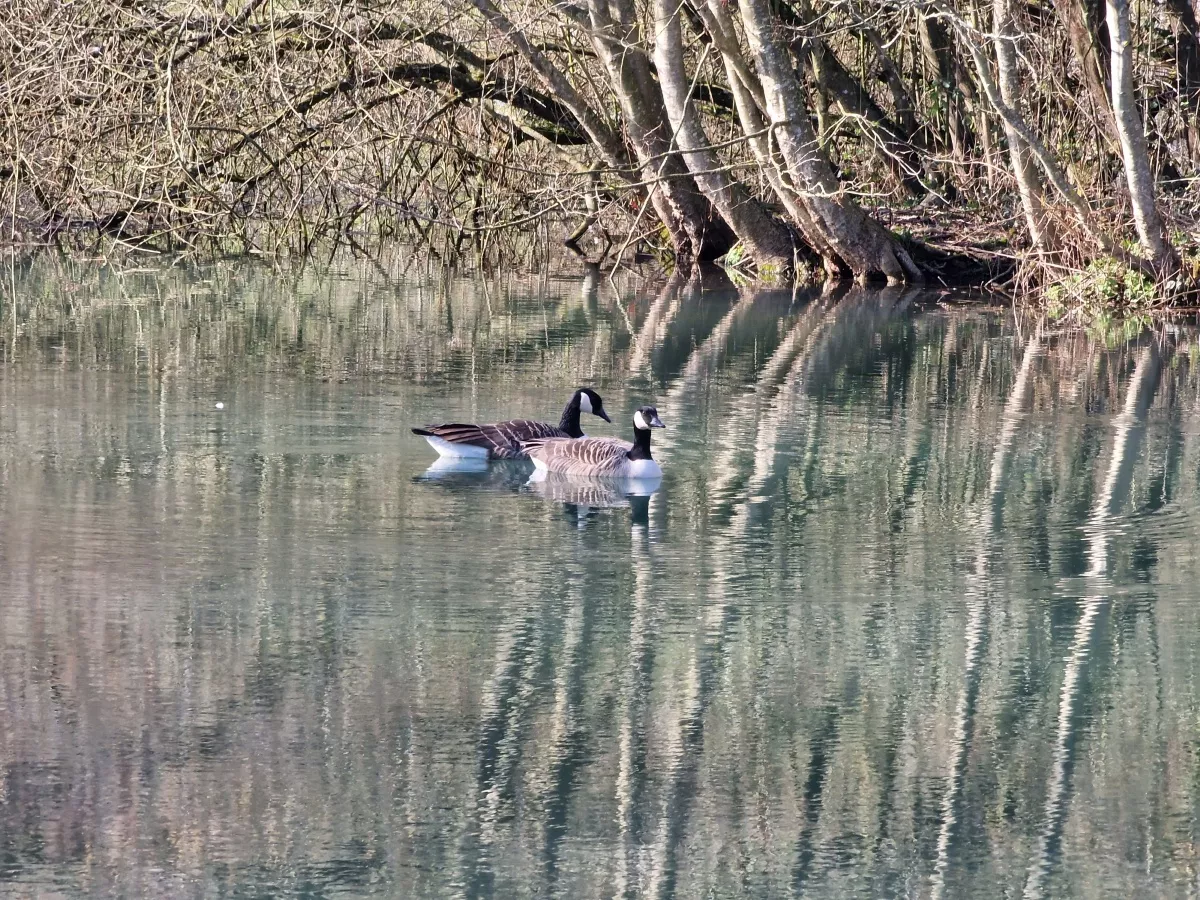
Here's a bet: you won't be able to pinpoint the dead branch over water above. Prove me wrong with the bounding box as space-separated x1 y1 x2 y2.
2 0 1200 291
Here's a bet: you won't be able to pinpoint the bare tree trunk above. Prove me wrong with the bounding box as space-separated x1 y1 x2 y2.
935 0 1157 274
472 0 742 263
992 0 1055 249
1106 0 1179 270
651 0 795 271
787 12 933 199
584 0 734 261
738 0 920 281
697 0 838 272
918 14 977 162
1054 0 1120 149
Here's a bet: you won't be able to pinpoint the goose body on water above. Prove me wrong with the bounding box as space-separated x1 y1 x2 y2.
522 406 665 477
412 388 611 460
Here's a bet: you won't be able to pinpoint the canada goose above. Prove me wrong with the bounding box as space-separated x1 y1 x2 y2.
521 406 665 477
412 388 612 460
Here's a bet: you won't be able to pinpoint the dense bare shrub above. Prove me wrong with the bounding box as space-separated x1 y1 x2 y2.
2 0 1198 291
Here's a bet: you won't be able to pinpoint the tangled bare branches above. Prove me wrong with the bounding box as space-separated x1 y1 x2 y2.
1 1 607 259
2 0 1199 293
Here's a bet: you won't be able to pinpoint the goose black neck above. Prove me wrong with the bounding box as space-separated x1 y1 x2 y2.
627 427 653 461
558 397 584 437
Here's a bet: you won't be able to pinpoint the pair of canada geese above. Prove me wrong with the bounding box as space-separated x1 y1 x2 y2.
412 388 665 479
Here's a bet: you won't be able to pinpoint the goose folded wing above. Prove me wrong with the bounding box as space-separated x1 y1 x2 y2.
415 419 565 458
521 436 634 475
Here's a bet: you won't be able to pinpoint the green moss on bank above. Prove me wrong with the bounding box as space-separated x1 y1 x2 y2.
1044 260 1161 344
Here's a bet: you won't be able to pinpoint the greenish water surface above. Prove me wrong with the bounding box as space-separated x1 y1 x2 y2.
1 257 1199 898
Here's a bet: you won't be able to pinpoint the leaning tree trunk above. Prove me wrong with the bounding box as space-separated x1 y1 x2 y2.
784 0 933 200
738 0 920 281
992 0 1055 250
651 0 795 271
472 0 736 262
1106 0 1180 270
697 0 839 272
938 0 1156 275
584 0 734 261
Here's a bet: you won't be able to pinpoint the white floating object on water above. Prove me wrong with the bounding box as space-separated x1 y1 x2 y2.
215 402 225 410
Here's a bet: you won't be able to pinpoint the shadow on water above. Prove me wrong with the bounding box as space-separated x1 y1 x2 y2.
2 256 1200 898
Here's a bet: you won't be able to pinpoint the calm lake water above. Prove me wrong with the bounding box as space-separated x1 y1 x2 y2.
1 256 1198 898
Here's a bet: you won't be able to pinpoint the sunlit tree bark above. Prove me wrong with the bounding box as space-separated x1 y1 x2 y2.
1106 0 1179 271
738 0 921 281
695 0 841 270
782 0 936 199
991 0 1054 249
652 0 796 271
583 0 735 261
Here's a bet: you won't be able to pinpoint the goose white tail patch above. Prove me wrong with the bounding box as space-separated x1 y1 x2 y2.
633 410 647 430
424 435 490 459
579 392 593 414
531 456 550 472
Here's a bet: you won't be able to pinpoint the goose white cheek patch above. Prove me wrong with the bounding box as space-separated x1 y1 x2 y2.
634 410 647 430
580 393 593 414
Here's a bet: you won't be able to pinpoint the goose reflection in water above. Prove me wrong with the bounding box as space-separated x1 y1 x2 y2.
526 469 661 527
413 456 531 493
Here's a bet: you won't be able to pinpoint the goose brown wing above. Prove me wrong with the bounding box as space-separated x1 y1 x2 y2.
413 419 567 458
522 436 634 475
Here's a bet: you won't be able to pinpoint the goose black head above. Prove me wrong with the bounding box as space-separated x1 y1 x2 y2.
633 406 665 430
576 387 612 423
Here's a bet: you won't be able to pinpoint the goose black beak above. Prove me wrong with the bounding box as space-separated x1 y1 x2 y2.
598 408 613 423
650 414 665 428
